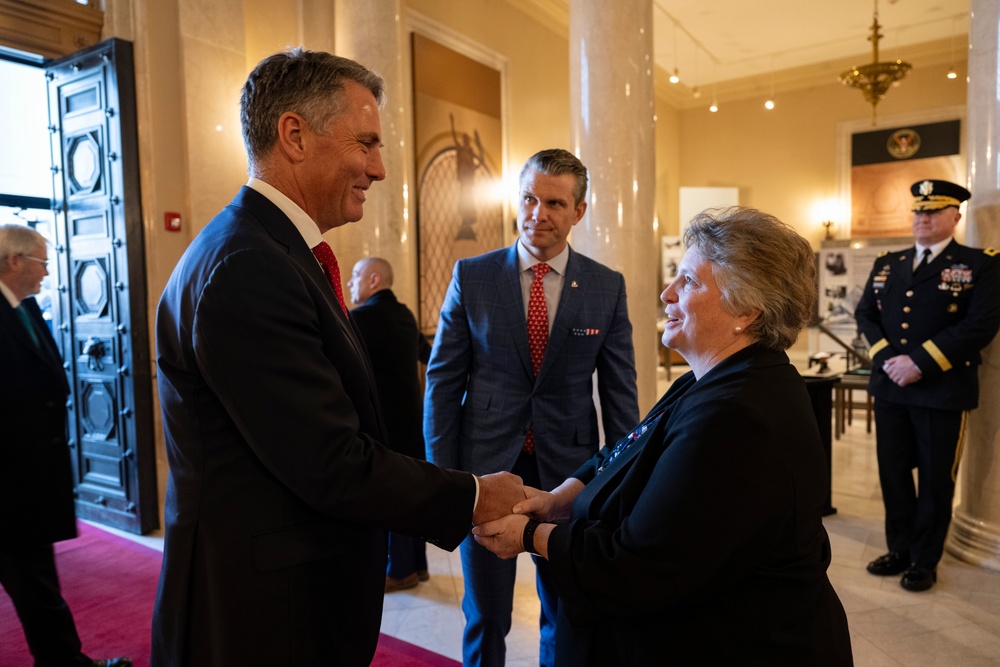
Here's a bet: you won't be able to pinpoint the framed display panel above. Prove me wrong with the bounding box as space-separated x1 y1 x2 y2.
836 108 966 240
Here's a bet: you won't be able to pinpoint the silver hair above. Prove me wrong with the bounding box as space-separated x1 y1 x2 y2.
0 224 46 266
683 206 816 351
240 47 385 172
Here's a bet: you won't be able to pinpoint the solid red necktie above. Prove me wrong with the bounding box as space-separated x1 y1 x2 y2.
312 241 349 317
523 262 551 454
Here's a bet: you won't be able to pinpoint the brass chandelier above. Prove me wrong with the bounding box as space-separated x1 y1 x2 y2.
839 0 912 125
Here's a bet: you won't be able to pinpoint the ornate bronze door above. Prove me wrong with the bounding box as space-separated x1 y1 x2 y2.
45 38 158 534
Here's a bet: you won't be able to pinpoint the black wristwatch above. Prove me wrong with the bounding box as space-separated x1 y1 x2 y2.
522 519 542 556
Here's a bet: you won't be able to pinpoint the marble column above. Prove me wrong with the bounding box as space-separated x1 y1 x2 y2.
946 0 1000 572
330 0 417 309
569 0 659 412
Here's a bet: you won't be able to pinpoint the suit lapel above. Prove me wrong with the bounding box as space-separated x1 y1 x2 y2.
537 248 583 383
910 240 959 286
3 298 68 392
497 245 534 379
920 239 959 285
235 187 367 363
575 373 695 519
1 298 37 355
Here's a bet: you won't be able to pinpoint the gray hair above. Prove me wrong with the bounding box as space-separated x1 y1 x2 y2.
240 47 386 171
683 206 816 351
0 224 46 266
519 148 588 206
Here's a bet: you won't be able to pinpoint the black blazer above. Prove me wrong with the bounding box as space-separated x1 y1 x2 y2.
152 187 476 666
0 295 75 546
350 289 431 460
547 345 853 666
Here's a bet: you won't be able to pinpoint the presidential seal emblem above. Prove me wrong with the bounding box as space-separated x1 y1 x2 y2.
887 128 920 159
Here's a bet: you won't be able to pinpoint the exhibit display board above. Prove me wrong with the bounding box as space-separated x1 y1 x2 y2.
817 237 911 354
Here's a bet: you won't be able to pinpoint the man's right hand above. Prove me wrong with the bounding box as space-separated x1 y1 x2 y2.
472 472 525 525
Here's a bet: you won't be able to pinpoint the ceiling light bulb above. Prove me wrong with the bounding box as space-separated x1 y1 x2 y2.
764 99 775 110
946 67 957 80
709 102 719 113
692 86 701 99
669 68 680 84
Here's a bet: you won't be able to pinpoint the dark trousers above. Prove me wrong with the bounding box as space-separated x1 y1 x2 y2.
0 542 90 667
386 532 427 579
459 451 558 667
874 398 965 569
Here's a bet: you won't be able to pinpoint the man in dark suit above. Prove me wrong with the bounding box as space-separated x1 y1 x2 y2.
0 224 131 667
152 49 523 666
857 179 1000 592
424 149 639 667
348 256 433 592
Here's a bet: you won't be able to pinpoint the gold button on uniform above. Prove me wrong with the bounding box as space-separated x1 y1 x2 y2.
905 290 914 297
900 338 908 345
903 306 911 313
901 323 909 329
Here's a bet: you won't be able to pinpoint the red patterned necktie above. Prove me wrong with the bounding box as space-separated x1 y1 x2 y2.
523 262 551 454
312 241 349 317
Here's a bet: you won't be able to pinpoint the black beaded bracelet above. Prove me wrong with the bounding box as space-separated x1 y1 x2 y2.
522 519 542 556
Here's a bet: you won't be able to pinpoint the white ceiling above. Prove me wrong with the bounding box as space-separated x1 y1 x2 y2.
504 0 969 108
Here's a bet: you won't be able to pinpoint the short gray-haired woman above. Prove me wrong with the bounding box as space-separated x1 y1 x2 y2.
474 206 854 666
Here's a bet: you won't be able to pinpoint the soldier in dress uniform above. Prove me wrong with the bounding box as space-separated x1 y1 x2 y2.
856 179 1000 591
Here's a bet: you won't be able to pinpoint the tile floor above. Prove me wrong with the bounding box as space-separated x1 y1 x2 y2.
102 364 1000 666
378 365 1000 666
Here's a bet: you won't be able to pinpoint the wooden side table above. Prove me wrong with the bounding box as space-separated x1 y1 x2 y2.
833 372 872 439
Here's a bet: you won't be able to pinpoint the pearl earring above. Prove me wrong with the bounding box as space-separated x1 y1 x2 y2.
734 326 743 334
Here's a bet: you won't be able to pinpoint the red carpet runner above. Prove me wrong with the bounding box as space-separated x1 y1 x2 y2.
0 521 458 666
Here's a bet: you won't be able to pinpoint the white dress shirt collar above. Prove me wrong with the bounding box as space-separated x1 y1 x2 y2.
247 177 324 250
915 237 952 264
516 240 570 275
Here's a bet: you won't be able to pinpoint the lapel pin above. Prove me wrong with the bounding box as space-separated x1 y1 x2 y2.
571 280 579 288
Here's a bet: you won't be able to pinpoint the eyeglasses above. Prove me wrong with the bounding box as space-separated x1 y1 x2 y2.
19 254 49 268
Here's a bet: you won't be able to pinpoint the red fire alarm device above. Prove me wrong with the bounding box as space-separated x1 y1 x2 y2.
165 212 182 232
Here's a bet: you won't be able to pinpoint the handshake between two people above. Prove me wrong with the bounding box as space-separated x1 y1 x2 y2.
471 474 585 560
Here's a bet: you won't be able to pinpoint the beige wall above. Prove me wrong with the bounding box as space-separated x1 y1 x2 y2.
676 60 968 248
407 0 572 181
654 92 682 243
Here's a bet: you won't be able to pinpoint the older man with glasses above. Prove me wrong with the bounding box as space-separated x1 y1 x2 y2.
0 223 131 667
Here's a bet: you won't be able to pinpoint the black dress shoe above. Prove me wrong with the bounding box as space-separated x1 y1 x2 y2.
90 659 132 667
867 551 910 576
901 565 936 592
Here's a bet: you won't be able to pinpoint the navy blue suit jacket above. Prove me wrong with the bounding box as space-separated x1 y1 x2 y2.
855 239 1000 410
423 242 638 491
152 186 476 666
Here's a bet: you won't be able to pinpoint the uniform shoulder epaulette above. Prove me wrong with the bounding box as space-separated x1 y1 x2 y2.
877 250 890 258
984 247 999 257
